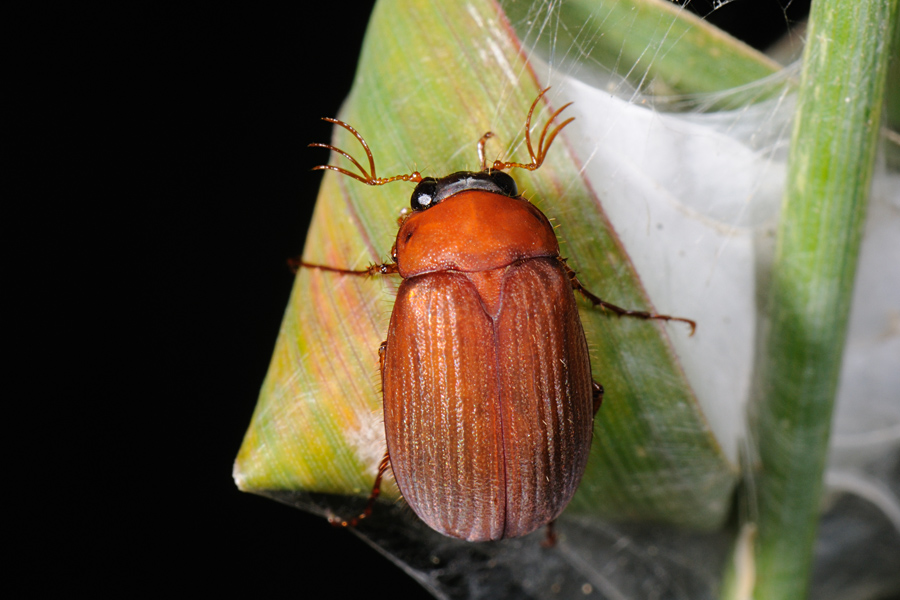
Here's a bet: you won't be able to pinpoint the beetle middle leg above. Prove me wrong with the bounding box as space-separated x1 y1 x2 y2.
559 259 696 335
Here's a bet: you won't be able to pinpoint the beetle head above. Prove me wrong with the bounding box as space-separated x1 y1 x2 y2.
410 170 518 211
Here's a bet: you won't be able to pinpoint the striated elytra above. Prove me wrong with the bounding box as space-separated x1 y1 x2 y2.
385 177 594 541
303 89 694 542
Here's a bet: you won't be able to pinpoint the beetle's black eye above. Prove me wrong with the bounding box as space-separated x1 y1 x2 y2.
489 171 518 197
411 178 438 210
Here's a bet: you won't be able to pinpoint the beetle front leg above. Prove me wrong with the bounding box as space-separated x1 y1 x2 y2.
559 259 696 335
289 259 399 277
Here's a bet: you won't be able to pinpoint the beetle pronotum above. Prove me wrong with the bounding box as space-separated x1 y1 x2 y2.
303 88 695 542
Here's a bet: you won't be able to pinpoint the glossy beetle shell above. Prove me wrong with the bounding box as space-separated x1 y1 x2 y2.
382 190 594 541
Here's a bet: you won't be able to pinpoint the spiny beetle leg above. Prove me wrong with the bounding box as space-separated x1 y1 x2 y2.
378 341 387 378
328 453 391 529
289 259 399 277
592 381 604 415
559 259 697 336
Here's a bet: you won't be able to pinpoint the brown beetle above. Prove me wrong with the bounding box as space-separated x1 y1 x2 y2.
303 89 694 541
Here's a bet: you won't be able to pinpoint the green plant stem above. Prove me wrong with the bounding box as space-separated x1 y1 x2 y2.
749 1 898 599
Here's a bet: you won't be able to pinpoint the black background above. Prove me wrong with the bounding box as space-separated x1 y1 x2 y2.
12 1 809 597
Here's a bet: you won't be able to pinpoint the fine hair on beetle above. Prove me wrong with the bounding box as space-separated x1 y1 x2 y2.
301 88 696 542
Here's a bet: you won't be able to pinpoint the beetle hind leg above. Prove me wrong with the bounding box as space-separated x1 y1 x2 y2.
327 453 391 529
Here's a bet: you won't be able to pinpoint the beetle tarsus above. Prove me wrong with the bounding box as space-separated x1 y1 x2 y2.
597 300 698 336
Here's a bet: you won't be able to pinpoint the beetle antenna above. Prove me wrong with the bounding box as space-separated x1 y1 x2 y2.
310 118 423 185
491 87 574 173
